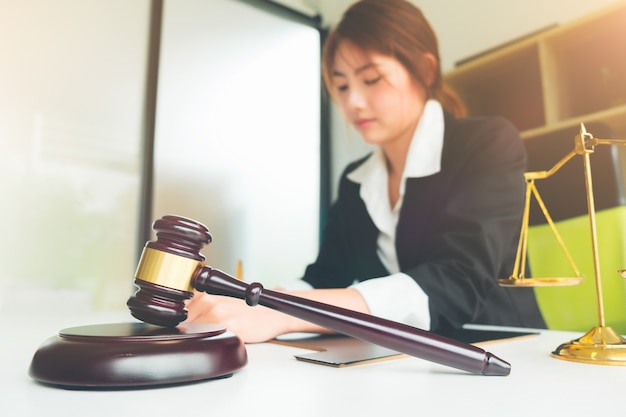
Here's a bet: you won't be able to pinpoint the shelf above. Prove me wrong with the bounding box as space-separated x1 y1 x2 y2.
521 105 626 140
446 44 545 132
444 1 626 141
544 5 626 122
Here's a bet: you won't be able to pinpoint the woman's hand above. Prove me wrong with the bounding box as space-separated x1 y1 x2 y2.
184 292 292 343
184 287 370 343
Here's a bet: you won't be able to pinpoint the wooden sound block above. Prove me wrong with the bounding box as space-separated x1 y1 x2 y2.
29 322 248 389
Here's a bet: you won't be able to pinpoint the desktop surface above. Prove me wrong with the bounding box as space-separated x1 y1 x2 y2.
2 310 624 417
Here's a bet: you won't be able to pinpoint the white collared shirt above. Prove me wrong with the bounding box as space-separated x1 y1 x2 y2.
345 99 444 330
282 100 445 330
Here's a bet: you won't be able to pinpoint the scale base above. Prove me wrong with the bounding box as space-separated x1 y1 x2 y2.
552 326 626 365
29 322 248 389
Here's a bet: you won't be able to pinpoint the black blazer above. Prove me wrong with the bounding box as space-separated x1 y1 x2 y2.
302 113 546 332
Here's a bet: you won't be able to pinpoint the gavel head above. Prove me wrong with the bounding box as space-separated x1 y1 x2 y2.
127 215 212 327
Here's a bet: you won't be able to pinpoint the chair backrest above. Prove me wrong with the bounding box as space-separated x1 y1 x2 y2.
523 123 626 333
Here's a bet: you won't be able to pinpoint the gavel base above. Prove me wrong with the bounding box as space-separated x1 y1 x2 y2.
28 322 247 389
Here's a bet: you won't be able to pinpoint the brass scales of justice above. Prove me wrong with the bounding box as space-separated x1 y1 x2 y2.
498 122 626 365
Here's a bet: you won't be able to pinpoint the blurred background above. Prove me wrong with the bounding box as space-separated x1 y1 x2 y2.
0 0 621 314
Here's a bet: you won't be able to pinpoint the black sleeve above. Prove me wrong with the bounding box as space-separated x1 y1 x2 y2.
300 156 389 289
397 117 532 330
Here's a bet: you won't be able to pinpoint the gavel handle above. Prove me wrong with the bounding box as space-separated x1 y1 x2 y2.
194 267 510 376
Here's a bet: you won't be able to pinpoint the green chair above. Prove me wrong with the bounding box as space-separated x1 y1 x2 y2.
522 123 626 334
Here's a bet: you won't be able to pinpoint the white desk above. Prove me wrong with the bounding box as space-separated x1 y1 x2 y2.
2 311 624 417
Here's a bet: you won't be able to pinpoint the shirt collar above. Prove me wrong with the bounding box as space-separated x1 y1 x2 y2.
347 99 445 185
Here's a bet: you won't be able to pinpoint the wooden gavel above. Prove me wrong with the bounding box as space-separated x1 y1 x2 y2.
127 215 511 376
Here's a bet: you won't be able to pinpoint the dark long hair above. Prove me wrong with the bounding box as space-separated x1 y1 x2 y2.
322 0 465 117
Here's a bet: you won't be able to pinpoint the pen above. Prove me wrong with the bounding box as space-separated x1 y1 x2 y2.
235 259 243 280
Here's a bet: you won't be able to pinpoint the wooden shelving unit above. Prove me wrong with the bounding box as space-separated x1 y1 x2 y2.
444 1 626 140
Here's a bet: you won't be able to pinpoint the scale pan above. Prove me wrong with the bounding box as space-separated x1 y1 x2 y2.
497 277 583 287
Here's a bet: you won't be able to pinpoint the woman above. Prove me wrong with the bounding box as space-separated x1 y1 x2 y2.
186 0 546 341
